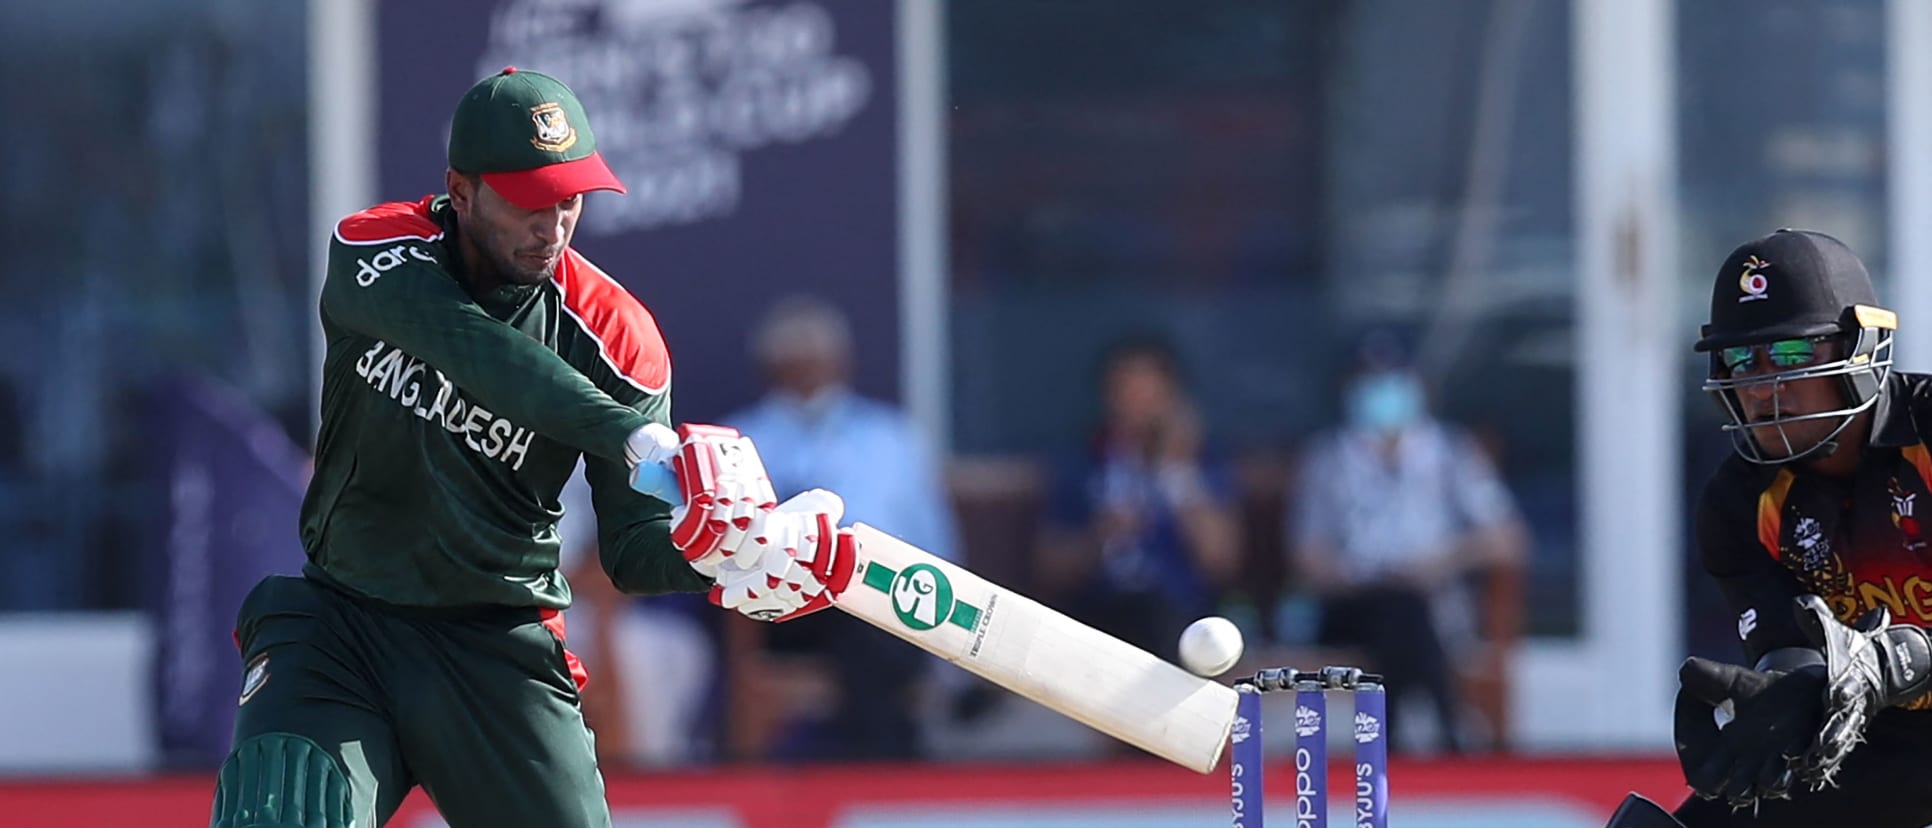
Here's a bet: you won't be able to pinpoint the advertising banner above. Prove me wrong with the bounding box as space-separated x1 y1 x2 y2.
147 375 309 767
374 0 904 421
0 756 1688 827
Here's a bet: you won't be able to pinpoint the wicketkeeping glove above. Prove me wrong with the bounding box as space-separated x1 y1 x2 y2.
1790 594 1932 788
1673 655 1822 808
1674 594 1932 810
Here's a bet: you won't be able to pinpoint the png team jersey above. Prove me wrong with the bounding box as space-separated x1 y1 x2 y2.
1699 372 1932 708
302 195 708 609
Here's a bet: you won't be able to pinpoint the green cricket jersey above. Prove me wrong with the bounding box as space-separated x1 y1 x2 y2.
302 195 710 609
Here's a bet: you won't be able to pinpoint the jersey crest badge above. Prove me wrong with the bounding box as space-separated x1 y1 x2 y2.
1892 477 1927 551
529 102 578 152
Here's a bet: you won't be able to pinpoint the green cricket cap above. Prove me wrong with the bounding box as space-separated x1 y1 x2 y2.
448 67 626 209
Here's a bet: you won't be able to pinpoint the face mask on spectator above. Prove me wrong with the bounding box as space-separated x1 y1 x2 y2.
1347 372 1422 432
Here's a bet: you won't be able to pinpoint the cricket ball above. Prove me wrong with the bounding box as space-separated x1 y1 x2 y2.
1178 616 1244 677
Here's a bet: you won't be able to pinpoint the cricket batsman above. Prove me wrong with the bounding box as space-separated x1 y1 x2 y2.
1606 229 1932 827
208 67 855 828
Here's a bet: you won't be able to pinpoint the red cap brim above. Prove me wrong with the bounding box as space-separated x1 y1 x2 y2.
481 152 627 210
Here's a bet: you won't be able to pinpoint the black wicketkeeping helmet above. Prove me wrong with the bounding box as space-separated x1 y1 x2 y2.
1696 229 1896 464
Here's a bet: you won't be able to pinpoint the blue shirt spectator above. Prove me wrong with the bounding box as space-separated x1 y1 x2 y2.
1286 331 1527 754
1050 438 1237 615
1038 335 1242 661
727 388 958 563
717 294 961 762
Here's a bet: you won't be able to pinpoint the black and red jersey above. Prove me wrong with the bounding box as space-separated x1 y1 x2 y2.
1699 373 1932 707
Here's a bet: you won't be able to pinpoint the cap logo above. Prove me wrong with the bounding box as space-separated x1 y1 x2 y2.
1737 255 1771 304
529 102 578 152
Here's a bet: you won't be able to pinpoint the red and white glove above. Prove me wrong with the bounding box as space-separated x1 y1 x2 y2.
704 489 859 622
629 423 857 622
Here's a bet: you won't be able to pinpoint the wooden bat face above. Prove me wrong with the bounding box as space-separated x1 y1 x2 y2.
836 524 1238 773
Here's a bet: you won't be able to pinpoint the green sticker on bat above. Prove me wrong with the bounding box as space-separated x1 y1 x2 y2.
862 561 980 631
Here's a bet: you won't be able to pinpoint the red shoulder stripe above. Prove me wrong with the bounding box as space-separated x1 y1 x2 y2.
556 250 671 395
334 197 445 245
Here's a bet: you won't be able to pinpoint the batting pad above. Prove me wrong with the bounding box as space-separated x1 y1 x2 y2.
211 732 354 828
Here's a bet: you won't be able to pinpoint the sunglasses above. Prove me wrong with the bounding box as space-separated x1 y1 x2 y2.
1719 336 1833 375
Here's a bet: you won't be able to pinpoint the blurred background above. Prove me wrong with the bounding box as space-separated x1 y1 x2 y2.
0 0 1920 825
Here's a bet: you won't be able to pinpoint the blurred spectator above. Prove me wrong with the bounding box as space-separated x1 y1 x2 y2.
726 295 959 563
559 466 718 768
1288 331 1527 754
1037 335 1242 663
720 294 962 762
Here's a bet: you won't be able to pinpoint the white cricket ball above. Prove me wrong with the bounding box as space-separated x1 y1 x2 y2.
1178 616 1244 677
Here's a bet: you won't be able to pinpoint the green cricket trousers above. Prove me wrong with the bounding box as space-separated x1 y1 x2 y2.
208 575 610 828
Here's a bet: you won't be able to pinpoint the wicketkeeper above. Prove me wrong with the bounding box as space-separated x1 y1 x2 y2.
1608 230 1932 827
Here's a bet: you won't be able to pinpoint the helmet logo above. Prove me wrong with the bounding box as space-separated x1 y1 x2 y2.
1738 255 1771 303
529 102 578 152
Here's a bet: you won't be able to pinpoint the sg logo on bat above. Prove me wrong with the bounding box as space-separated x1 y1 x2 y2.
891 564 952 630
860 561 984 633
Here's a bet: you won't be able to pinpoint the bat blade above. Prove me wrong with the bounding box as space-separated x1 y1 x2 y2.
835 523 1238 773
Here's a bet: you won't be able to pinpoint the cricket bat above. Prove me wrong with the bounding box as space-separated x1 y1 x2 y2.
631 428 1238 771
835 523 1239 773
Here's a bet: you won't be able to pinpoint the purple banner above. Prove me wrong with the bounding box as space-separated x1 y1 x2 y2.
149 374 309 767
376 0 903 422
